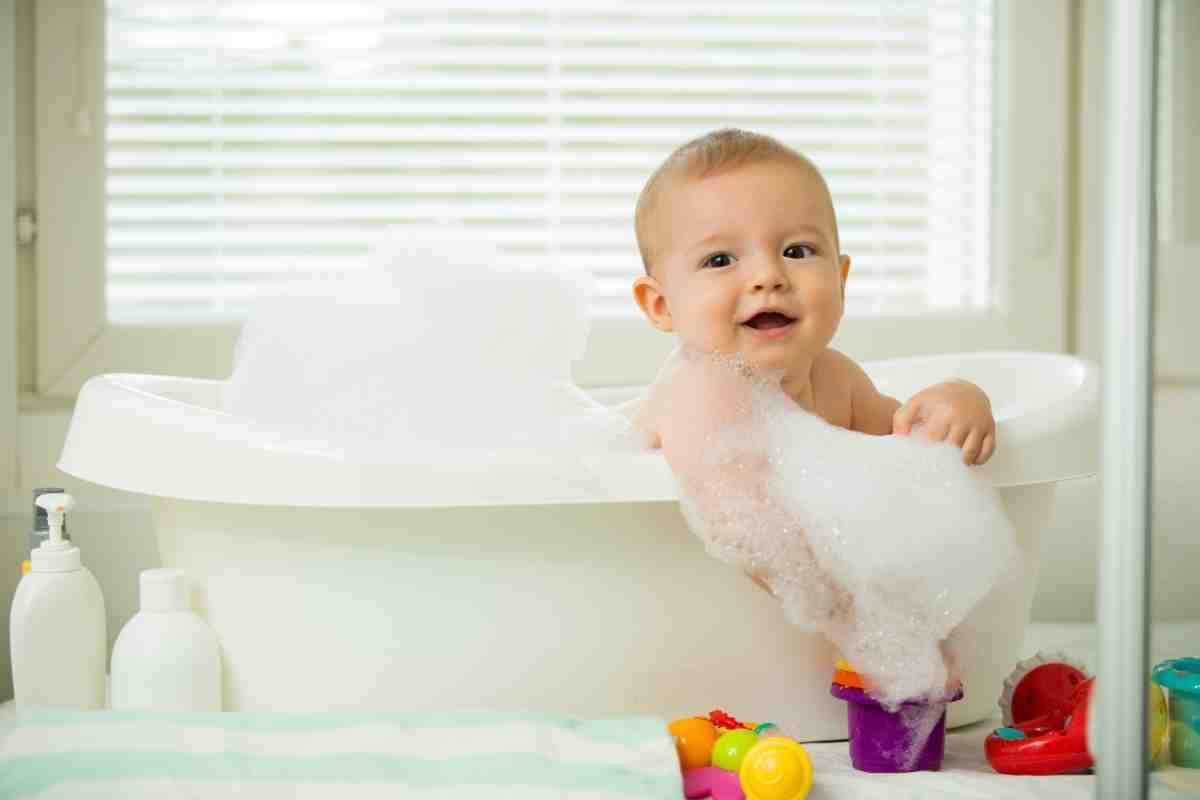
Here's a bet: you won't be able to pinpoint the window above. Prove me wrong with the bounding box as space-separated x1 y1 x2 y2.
104 1 993 322
33 0 1070 398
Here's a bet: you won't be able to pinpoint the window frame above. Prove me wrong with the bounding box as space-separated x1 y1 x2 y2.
30 0 1070 400
1 0 18 487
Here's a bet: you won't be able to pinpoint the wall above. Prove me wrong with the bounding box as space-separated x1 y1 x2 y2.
1030 0 1200 621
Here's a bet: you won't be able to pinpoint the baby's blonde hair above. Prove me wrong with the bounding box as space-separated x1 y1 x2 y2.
634 128 831 273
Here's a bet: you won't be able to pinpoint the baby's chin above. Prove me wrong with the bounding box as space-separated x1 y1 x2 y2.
740 341 826 373
673 334 823 374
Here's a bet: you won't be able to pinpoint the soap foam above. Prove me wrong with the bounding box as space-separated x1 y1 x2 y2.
222 226 632 459
650 347 1020 709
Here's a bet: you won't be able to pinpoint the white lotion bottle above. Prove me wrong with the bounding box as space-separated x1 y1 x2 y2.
110 568 222 711
9 493 108 710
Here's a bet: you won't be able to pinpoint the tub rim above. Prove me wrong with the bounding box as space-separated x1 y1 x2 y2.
57 350 1099 508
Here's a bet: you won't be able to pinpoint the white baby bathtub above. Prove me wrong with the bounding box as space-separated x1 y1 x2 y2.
58 351 1097 740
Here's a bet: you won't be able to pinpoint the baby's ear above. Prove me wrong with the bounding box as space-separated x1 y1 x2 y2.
633 275 674 332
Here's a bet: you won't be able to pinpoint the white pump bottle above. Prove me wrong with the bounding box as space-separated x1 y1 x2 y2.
9 492 108 709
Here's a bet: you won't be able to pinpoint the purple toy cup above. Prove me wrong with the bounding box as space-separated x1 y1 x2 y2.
830 683 964 772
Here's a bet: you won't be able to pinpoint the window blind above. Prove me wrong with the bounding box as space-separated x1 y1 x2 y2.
105 1 993 323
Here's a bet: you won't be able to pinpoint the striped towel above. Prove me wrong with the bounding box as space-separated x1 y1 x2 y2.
0 710 681 799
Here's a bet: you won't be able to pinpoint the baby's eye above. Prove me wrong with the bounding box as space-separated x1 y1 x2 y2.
783 243 816 259
703 252 735 269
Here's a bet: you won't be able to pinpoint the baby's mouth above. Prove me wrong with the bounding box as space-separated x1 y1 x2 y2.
743 311 796 330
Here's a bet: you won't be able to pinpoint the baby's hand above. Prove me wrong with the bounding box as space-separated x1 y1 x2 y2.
892 380 996 465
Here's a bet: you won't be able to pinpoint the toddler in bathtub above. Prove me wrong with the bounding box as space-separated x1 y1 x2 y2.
629 127 995 465
626 128 1017 705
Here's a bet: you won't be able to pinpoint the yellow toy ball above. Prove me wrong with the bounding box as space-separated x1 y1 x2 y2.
668 717 719 771
739 737 813 800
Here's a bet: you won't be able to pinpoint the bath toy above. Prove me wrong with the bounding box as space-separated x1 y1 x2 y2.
669 711 812 800
986 676 1094 775
1153 657 1200 768
669 717 720 770
985 654 1169 775
708 710 751 731
997 651 1089 726
712 729 759 771
830 662 962 772
737 737 812 800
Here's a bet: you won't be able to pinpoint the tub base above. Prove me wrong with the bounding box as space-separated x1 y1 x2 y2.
154 485 1050 741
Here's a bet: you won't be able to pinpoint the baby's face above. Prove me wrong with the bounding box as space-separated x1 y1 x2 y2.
636 158 848 374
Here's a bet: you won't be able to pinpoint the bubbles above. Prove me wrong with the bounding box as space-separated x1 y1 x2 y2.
648 347 1021 708
221 225 631 459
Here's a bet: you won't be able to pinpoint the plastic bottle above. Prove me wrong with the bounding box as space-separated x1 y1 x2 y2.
9 492 108 710
21 487 71 576
110 568 222 711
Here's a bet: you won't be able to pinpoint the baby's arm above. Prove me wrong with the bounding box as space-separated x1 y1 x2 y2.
841 353 996 465
841 355 902 435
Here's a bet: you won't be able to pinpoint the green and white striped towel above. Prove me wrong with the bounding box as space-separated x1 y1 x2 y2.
0 710 681 799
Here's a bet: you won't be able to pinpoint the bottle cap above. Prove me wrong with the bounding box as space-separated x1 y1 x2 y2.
140 568 192 612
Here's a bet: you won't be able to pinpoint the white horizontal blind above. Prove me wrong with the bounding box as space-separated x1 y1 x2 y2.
105 0 993 323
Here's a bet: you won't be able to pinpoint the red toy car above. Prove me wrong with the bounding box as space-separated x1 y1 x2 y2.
985 666 1094 775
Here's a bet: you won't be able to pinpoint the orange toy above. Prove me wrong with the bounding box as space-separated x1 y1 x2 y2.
669 717 720 771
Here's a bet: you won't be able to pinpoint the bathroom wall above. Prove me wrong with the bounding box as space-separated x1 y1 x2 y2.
1030 0 1200 621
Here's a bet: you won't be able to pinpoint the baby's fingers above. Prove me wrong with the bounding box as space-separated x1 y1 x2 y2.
892 401 921 435
921 413 952 443
978 431 996 465
949 424 970 448
962 430 983 465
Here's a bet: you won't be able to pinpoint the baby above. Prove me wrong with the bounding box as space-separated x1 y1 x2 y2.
630 128 996 462
627 129 1012 704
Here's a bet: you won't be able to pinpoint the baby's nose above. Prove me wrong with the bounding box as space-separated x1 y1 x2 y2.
751 261 789 291
753 277 787 291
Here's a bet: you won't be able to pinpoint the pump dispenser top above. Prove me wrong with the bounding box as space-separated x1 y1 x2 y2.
31 493 80 571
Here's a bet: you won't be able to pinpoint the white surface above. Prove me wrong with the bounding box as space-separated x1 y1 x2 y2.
58 351 1098 507
3 622 1198 798
9 564 107 710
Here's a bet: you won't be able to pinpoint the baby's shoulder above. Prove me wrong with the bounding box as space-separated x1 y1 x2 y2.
811 348 864 392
